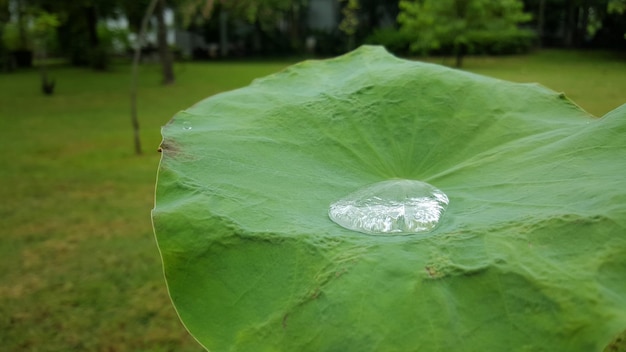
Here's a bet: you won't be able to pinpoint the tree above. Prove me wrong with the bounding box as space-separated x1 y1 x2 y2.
29 0 120 69
608 0 626 39
610 0 626 14
31 10 60 94
129 0 211 154
16 0 28 51
119 0 174 84
178 0 308 56
339 0 360 50
398 0 531 67
0 0 34 68
130 0 161 155
342 0 401 50
156 0 175 85
521 0 626 49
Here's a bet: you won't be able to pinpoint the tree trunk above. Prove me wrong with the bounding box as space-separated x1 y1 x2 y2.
17 0 27 49
86 6 100 47
38 44 55 95
578 4 589 46
130 0 160 155
219 11 229 57
564 2 579 47
289 4 302 53
86 5 109 70
455 52 463 68
156 0 175 85
538 0 546 48
454 41 465 68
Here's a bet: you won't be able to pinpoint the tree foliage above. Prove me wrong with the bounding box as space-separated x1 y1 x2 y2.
522 0 626 48
398 0 531 67
610 0 626 13
24 0 121 68
339 0 360 49
178 0 306 29
608 0 626 39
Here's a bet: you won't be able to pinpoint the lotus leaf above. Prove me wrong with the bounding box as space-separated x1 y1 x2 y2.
152 46 626 351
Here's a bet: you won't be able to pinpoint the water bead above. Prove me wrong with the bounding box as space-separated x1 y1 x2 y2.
329 179 449 235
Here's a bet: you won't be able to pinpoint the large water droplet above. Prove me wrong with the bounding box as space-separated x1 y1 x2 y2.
182 121 192 130
329 179 449 235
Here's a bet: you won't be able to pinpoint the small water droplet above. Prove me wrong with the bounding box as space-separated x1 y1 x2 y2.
182 121 192 130
329 179 449 235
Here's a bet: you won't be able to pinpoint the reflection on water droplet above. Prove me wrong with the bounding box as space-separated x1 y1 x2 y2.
182 121 192 130
329 179 449 235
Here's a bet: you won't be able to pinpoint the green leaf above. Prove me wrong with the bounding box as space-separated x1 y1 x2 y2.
152 46 626 351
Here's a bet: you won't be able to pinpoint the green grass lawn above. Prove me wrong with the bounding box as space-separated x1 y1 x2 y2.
0 61 290 352
0 49 624 351
443 49 626 117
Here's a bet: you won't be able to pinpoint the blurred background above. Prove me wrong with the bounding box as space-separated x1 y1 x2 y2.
1 0 625 71
0 1 625 351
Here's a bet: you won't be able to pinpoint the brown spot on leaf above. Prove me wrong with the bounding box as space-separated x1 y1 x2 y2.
158 139 181 157
425 266 436 278
282 314 289 329
604 329 626 352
